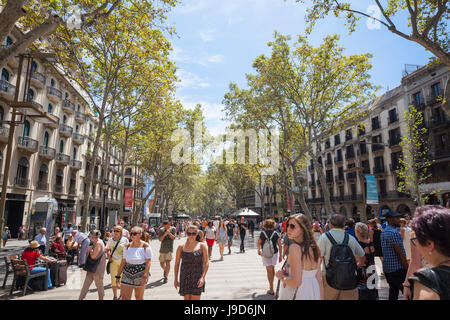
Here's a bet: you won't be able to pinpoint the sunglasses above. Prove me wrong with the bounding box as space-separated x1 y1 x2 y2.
187 232 197 236
130 232 141 236
287 223 297 230
113 230 121 233
410 237 417 247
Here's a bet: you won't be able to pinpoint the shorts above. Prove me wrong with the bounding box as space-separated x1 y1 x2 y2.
159 252 173 263
227 235 233 243
262 252 279 267
121 263 147 287
206 238 215 246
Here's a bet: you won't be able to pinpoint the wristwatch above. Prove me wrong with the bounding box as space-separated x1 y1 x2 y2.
115 275 121 279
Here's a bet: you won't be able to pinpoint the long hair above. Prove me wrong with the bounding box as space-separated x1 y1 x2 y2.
288 214 320 263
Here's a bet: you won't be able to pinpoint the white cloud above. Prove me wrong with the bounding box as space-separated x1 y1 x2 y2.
170 45 190 63
197 54 225 67
176 69 210 89
199 28 216 42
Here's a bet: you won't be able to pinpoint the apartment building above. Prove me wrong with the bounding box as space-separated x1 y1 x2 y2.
0 28 126 237
121 165 146 223
305 63 450 221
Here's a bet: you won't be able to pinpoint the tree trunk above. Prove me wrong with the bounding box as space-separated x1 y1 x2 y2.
311 153 334 217
119 132 129 218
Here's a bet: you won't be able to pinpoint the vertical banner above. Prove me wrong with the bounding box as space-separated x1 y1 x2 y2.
365 175 379 205
124 189 134 211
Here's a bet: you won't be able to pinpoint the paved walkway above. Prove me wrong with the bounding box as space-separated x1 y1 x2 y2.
0 233 402 300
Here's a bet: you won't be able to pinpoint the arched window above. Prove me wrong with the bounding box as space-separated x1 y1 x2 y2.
56 168 63 186
17 157 29 180
50 78 55 87
65 92 69 100
48 103 53 113
27 88 34 102
38 164 48 185
23 120 30 137
63 114 67 124
77 104 81 112
43 131 49 147
75 125 79 133
1 68 9 82
59 140 64 153
73 147 77 160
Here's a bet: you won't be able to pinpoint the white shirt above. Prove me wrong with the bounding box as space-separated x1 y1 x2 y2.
123 246 153 264
205 226 216 239
34 233 46 246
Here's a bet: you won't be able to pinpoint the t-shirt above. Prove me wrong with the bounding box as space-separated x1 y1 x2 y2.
21 250 41 270
2 231 10 239
345 227 356 240
205 226 216 239
317 229 365 274
159 227 176 253
34 233 46 246
107 237 129 263
51 242 66 258
381 225 406 273
282 221 287 233
260 229 280 254
123 246 153 264
238 222 248 236
227 223 235 236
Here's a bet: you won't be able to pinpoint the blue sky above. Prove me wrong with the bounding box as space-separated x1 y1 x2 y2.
167 0 433 136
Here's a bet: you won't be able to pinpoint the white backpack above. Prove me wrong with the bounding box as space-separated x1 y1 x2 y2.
262 231 276 258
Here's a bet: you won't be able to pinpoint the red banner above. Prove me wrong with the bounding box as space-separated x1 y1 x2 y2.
124 189 134 211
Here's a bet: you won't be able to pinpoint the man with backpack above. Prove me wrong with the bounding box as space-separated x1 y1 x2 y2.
257 219 282 296
317 214 366 300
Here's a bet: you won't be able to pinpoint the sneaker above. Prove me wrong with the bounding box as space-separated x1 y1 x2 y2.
163 277 168 283
228 249 231 255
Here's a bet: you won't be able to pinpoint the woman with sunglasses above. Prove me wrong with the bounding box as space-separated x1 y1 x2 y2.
276 214 323 300
116 227 152 300
79 230 106 300
106 225 129 300
174 225 209 300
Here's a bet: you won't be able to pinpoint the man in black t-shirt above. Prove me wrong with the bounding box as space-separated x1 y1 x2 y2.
226 218 235 255
237 217 248 253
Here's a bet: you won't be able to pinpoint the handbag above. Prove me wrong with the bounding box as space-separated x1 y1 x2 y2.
106 239 121 275
83 247 103 273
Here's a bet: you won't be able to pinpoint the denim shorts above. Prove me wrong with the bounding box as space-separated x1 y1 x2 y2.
227 235 233 243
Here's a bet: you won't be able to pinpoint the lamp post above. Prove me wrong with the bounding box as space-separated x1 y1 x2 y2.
100 179 109 237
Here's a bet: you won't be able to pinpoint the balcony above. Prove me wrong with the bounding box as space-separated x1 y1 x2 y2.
0 80 15 100
56 153 70 165
75 111 86 123
379 191 409 200
326 176 334 184
59 123 73 137
47 86 62 103
373 165 386 175
334 156 343 165
362 166 371 174
62 99 75 114
39 146 56 160
54 185 64 194
17 137 38 153
0 127 9 143
325 159 333 167
36 181 48 191
371 144 385 155
389 137 402 147
43 113 59 129
69 186 77 195
14 177 29 188
345 152 355 160
72 132 85 144
425 117 450 129
344 194 363 202
70 159 82 170
306 197 324 204
30 72 46 89
346 172 357 180
426 90 443 106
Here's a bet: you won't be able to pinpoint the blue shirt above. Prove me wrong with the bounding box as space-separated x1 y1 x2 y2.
381 225 406 273
345 227 356 239
34 233 46 246
382 222 387 230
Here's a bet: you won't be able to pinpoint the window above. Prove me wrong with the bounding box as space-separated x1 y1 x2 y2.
437 134 448 150
414 92 423 105
391 151 402 171
65 92 69 100
125 178 132 186
63 115 67 124
0 106 4 127
360 141 367 155
336 149 342 162
334 134 341 146
374 156 384 172
5 36 13 46
38 164 48 185
23 120 30 137
43 131 49 147
27 89 34 102
325 139 330 149
125 168 132 176
1 68 9 82
75 125 79 133
345 129 353 141
371 116 380 130
362 160 370 174
388 109 398 124
431 82 441 97
73 147 77 160
48 103 53 113
345 145 355 159
77 104 81 112
50 79 55 87
358 125 366 136
17 157 29 180
379 180 387 196
59 140 64 153
389 128 401 146
31 61 37 74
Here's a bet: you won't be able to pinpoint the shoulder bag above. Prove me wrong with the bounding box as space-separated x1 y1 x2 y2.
106 239 121 274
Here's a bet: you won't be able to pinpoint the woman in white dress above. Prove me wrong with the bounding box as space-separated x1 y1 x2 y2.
276 214 323 300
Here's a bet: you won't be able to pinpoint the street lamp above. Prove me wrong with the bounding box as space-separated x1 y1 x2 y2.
100 179 109 237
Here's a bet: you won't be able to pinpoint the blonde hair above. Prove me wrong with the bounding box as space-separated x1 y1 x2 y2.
355 222 369 240
263 219 275 229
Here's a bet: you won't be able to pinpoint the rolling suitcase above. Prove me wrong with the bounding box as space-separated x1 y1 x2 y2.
57 260 68 286
48 261 59 288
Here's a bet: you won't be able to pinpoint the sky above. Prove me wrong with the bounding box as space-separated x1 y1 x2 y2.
167 0 434 137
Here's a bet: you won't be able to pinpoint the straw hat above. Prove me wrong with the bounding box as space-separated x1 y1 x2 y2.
29 241 39 249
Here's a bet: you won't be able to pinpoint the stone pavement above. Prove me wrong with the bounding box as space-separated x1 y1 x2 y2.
0 233 402 300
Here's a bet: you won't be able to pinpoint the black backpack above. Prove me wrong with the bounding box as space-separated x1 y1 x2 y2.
325 232 358 290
